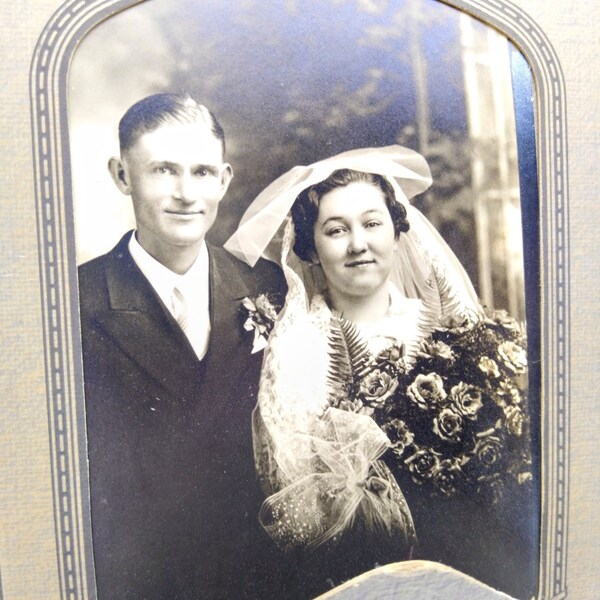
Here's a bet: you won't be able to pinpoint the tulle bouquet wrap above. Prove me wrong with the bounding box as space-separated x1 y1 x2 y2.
330 309 532 503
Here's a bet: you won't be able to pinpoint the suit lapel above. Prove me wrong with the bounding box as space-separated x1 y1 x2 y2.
98 238 202 401
95 238 257 404
201 245 254 403
208 244 250 342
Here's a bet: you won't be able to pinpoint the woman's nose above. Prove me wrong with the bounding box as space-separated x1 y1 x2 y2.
348 229 367 254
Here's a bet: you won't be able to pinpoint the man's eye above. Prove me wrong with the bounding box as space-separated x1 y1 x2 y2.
195 167 215 177
156 166 174 175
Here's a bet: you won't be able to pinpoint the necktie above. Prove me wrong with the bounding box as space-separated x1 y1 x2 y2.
172 285 190 334
172 284 210 360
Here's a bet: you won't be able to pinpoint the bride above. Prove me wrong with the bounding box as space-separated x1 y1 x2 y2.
225 146 482 593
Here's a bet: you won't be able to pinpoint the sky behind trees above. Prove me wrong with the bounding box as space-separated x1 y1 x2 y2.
70 0 471 250
69 0 530 316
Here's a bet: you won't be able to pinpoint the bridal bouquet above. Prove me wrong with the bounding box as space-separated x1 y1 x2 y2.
328 309 532 503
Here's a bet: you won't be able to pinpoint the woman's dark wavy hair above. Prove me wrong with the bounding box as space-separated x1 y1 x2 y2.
291 168 410 262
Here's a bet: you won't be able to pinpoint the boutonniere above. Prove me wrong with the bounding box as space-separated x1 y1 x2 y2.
241 293 281 353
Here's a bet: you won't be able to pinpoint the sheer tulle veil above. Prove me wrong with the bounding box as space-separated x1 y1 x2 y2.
224 146 481 550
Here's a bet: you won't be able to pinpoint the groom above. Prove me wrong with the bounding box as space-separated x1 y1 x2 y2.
78 93 285 599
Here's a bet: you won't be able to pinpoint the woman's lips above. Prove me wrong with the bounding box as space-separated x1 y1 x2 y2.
346 259 375 267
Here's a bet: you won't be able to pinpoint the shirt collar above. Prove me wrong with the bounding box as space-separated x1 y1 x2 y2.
128 231 209 306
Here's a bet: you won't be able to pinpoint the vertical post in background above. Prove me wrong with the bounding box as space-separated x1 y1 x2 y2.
460 13 524 320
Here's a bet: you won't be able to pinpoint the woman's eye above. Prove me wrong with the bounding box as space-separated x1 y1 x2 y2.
365 221 381 228
326 227 346 236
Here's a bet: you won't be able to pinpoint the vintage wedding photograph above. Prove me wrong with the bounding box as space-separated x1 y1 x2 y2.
65 0 539 598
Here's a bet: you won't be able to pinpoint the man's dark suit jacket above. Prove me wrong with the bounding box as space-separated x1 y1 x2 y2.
78 232 286 600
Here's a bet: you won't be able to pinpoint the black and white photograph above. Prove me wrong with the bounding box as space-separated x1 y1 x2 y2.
33 0 545 598
9 0 600 599
67 1 539 599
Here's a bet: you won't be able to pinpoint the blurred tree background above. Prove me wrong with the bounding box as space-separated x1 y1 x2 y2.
69 0 531 319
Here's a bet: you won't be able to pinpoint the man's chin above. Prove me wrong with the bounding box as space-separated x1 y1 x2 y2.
164 227 209 247
141 233 206 257
169 235 207 249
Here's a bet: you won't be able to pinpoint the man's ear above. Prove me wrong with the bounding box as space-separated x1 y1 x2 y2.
218 163 233 198
108 157 131 195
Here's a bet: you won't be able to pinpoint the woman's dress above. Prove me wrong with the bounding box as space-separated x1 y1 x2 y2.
255 286 536 599
253 285 428 597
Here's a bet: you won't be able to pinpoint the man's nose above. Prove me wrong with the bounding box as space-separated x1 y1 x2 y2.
348 229 368 254
174 174 196 203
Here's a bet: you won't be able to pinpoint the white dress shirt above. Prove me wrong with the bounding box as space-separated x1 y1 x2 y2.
128 232 211 360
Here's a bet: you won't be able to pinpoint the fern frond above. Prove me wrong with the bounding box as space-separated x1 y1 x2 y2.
432 262 468 320
327 318 353 390
417 260 473 330
416 269 444 338
327 315 371 403
338 316 372 380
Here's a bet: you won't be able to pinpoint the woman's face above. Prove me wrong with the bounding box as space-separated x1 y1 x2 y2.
313 181 397 304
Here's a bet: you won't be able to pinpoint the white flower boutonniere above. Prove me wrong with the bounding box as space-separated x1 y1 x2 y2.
241 294 281 353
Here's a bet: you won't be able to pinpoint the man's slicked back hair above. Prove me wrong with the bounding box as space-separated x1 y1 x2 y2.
118 93 226 156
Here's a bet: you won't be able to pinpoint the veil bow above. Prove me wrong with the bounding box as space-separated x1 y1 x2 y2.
226 145 431 267
225 145 479 315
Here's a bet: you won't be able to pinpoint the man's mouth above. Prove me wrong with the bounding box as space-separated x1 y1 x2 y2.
166 209 204 216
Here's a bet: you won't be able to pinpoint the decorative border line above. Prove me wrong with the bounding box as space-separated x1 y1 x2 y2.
30 4 144 597
448 3 570 597
29 1 569 598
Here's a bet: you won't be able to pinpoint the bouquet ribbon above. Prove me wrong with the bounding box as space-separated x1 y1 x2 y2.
259 408 416 550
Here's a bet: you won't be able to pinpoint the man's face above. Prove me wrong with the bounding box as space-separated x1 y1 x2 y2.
114 121 232 268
